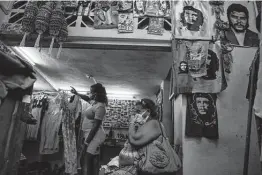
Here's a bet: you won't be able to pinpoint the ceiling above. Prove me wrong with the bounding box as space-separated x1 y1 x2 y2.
18 47 172 99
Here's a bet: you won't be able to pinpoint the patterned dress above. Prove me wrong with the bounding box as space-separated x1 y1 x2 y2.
61 93 82 175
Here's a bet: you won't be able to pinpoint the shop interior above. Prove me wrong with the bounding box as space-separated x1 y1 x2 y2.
1 1 262 175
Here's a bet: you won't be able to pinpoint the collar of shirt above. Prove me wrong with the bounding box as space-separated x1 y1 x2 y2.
232 28 246 46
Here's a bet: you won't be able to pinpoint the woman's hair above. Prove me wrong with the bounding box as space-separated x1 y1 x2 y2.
90 83 108 105
140 98 159 119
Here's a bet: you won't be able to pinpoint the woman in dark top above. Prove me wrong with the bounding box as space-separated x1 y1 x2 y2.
71 83 108 175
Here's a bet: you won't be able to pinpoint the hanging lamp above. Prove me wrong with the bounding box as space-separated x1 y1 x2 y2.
48 2 64 56
56 18 68 59
34 1 54 48
20 1 38 47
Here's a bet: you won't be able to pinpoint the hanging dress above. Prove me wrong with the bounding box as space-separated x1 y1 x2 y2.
39 94 63 154
61 93 81 175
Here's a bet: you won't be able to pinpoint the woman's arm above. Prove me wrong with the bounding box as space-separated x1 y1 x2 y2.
128 120 161 147
70 87 90 102
77 93 90 102
85 105 105 144
85 119 102 144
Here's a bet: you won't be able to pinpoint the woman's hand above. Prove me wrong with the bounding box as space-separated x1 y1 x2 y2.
70 86 78 95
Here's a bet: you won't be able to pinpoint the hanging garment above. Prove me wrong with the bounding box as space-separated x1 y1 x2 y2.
185 93 219 139
171 40 227 96
222 1 259 47
61 93 81 175
26 94 48 140
39 94 63 154
173 1 213 40
0 50 36 101
81 101 106 155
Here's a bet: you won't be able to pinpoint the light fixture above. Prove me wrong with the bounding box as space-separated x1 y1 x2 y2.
13 46 36 66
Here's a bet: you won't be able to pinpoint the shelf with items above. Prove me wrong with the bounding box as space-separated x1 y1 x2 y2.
0 1 172 50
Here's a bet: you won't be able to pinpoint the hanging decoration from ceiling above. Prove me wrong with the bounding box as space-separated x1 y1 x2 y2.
20 1 38 47
118 13 134 33
173 0 212 40
56 19 68 59
148 17 164 35
133 0 146 17
34 1 54 48
48 2 65 56
93 1 119 29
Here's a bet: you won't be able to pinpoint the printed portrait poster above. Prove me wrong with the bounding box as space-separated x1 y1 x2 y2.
118 13 134 33
144 0 171 17
118 0 133 13
185 93 219 139
174 1 212 40
93 1 118 29
221 1 259 47
148 17 164 35
133 0 147 17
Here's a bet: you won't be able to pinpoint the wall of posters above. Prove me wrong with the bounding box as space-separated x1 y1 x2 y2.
173 1 212 40
220 1 259 47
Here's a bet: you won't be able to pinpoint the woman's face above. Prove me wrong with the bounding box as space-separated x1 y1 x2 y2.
90 87 95 100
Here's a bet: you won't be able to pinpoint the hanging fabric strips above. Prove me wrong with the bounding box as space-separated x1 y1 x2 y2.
48 2 64 56
20 1 38 47
34 2 54 48
56 18 68 59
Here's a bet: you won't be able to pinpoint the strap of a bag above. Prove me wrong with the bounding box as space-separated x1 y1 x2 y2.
158 120 165 138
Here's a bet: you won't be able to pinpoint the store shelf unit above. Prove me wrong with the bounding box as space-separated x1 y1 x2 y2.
0 1 172 51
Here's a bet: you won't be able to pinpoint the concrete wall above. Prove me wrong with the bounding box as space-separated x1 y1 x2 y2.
161 80 174 144
181 47 261 175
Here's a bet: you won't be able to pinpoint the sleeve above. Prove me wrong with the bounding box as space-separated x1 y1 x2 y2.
94 104 106 120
